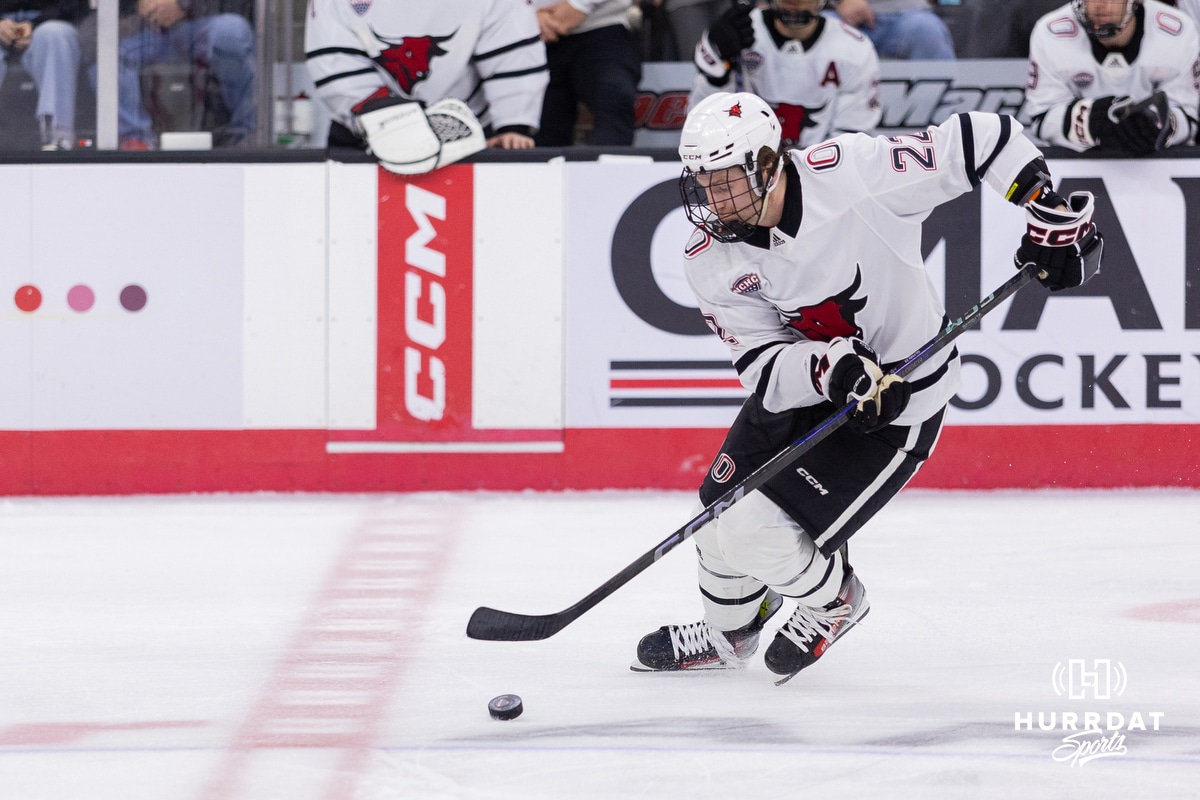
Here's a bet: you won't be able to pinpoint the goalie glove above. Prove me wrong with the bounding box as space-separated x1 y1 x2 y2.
1076 93 1172 155
1014 190 1104 291
695 0 755 83
355 96 485 176
810 338 912 433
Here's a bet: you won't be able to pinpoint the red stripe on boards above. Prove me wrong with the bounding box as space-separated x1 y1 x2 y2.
0 425 1196 495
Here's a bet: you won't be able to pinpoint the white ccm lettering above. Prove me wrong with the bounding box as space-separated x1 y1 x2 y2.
404 183 448 421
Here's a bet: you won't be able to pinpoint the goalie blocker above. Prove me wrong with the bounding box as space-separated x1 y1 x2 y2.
354 95 486 176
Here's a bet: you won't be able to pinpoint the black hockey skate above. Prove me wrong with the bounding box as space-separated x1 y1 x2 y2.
631 590 782 672
764 566 869 685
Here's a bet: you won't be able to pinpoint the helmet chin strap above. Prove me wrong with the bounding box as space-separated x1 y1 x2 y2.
754 158 787 229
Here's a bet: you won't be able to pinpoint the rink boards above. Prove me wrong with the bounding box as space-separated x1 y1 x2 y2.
0 155 1197 493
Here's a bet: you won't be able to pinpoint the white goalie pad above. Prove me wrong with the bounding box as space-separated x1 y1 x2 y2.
358 100 441 175
425 98 486 169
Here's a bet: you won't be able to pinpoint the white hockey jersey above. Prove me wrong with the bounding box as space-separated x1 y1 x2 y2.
690 11 881 148
684 113 1045 427
1169 0 1200 23
1025 0 1200 150
305 0 549 135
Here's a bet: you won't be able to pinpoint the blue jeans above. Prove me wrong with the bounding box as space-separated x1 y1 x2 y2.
864 10 956 60
98 13 256 142
0 12 81 144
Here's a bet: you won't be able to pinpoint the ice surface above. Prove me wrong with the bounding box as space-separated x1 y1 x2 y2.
1 489 1197 799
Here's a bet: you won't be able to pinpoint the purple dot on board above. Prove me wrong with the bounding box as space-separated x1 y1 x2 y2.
120 284 148 312
67 284 95 312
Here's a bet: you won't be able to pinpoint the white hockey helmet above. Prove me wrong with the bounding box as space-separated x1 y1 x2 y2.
1071 0 1139 40
678 92 784 242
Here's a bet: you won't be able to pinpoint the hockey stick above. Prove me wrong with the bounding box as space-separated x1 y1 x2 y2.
466 263 1041 641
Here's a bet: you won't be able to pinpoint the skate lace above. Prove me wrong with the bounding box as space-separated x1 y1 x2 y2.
779 603 854 653
669 621 737 662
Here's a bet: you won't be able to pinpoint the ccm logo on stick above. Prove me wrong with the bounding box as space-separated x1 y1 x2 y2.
404 183 448 421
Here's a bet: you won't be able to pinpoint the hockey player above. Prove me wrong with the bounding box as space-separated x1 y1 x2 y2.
305 0 549 174
1025 0 1200 155
631 92 1103 682
692 0 881 148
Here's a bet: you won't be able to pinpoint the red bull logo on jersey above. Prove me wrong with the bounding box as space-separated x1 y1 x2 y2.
782 266 866 342
774 102 825 147
376 32 454 94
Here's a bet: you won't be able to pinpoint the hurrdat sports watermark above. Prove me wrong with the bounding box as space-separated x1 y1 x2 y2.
1015 659 1165 766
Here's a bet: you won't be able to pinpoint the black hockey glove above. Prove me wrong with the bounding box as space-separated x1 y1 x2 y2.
1014 190 1104 291
811 338 911 433
695 0 755 83
1088 93 1171 155
1111 92 1172 154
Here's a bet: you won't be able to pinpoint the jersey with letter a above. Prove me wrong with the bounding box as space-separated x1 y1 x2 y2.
691 11 882 148
684 113 1044 427
1025 0 1200 150
305 0 548 135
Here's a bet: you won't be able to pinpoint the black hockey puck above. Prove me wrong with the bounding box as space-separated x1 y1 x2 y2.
488 694 523 721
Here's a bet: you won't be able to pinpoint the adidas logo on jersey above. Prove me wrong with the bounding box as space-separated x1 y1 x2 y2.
771 232 787 248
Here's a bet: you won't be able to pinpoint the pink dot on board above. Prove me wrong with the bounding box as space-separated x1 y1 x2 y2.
67 284 95 312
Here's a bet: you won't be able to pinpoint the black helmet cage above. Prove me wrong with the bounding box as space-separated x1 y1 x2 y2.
679 146 773 243
771 0 828 28
1071 0 1137 40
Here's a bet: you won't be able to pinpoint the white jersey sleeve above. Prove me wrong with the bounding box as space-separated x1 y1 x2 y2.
823 25 881 138
847 111 1044 221
474 0 550 132
1025 1 1200 150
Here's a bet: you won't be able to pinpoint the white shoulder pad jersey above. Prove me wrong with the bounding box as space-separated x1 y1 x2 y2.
691 12 881 148
305 0 548 135
1025 0 1200 149
684 113 1044 427
1175 0 1200 24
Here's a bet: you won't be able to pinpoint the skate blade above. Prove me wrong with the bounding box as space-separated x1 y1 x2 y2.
772 602 871 686
630 658 743 673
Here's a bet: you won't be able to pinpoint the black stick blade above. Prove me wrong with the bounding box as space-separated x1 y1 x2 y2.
466 606 572 641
